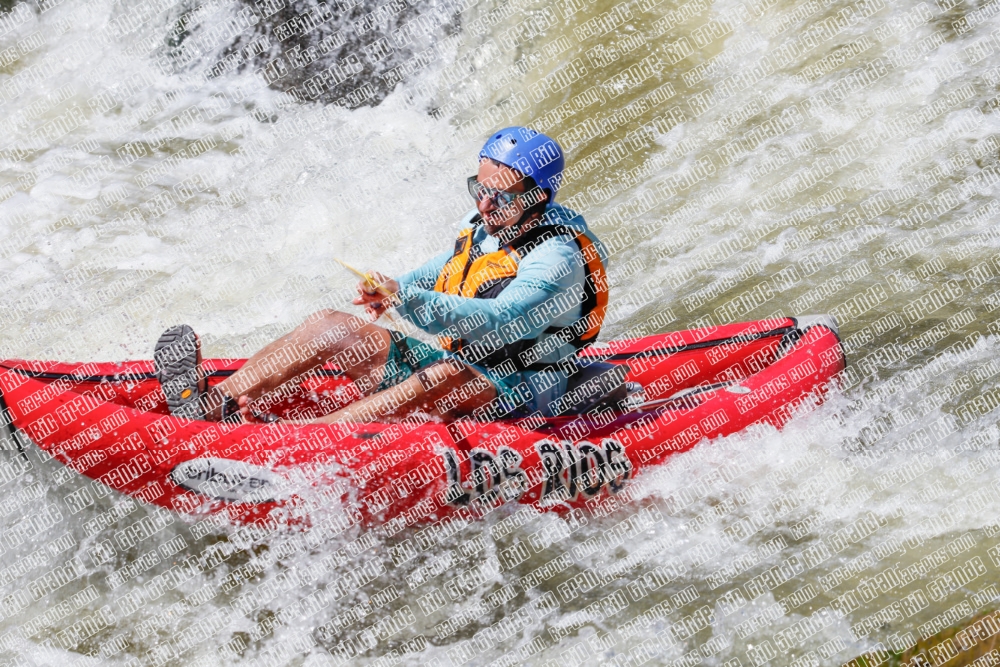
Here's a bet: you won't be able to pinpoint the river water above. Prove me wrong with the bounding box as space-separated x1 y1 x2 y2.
1 0 1000 664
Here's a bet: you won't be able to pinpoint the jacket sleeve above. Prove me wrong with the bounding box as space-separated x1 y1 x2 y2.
394 238 584 344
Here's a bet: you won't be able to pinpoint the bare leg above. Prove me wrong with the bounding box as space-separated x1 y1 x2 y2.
311 358 497 424
207 310 393 419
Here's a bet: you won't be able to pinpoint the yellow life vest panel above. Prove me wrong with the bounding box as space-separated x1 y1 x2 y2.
432 221 608 369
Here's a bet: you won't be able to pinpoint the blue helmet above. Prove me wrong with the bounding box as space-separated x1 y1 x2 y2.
479 126 565 200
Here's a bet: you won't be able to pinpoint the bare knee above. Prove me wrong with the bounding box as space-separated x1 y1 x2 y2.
298 310 354 357
306 309 337 324
305 309 349 328
302 310 350 335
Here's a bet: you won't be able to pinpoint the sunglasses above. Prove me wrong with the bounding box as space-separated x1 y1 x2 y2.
467 176 523 208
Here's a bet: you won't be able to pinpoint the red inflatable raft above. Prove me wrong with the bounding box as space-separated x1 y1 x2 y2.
0 316 844 528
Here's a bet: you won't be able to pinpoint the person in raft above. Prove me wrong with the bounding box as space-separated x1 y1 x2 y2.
154 126 609 424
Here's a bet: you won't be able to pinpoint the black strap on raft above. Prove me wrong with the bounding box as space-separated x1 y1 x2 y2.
0 365 344 382
0 385 30 463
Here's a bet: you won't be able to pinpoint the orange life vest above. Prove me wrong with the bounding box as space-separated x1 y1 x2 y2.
433 221 608 370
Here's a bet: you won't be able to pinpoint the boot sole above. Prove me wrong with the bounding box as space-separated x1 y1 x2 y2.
154 324 204 420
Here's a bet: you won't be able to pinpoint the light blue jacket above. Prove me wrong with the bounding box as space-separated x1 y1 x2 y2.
394 203 608 416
